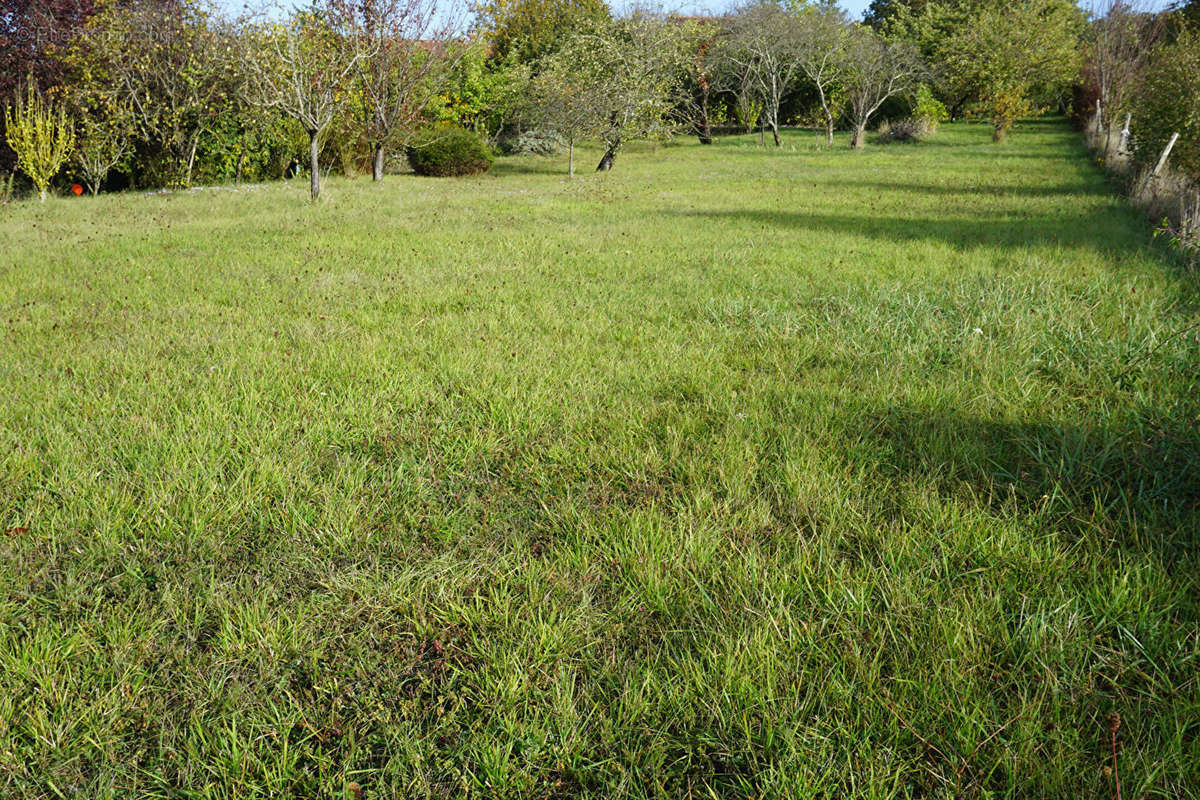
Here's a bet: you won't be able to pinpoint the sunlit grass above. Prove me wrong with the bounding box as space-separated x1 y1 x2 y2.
1 119 1198 799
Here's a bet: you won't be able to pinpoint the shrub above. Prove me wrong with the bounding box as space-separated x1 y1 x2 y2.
509 129 561 157
405 127 494 177
911 84 949 123
1131 29 1200 182
4 82 75 202
876 116 936 144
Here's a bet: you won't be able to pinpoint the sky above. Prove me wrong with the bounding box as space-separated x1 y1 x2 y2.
213 0 876 24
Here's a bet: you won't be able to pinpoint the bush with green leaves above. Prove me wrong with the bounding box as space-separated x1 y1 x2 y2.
405 127 494 176
1131 29 1200 182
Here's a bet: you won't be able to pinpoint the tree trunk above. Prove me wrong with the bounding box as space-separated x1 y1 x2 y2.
697 89 713 145
850 125 865 149
771 121 780 147
596 142 618 171
185 136 198 188
992 120 1010 142
235 149 246 185
308 130 321 201
568 140 574 177
372 143 385 181
38 188 47 202
824 113 834 146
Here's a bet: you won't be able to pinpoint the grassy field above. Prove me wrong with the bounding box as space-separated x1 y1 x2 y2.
1 119 1198 799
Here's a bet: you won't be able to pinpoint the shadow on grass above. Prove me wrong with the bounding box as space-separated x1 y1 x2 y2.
668 206 1152 254
488 159 573 178
824 179 1111 199
848 404 1200 563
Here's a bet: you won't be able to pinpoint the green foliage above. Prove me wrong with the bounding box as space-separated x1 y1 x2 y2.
405 126 494 175
549 13 695 164
1131 28 1200 181
3 82 74 201
472 0 611 65
437 44 531 139
911 82 948 121
75 0 237 187
942 0 1084 138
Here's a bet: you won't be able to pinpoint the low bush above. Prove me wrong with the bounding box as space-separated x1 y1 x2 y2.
876 116 937 143
406 127 494 177
509 129 562 157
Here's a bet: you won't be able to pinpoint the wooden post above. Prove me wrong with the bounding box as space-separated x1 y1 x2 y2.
1152 132 1179 176
1138 132 1179 196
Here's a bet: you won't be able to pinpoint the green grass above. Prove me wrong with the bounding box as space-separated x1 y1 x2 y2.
1 119 1198 799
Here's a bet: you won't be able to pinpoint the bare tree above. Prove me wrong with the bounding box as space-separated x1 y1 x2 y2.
250 2 371 200
344 0 459 181
794 5 852 146
842 28 925 148
727 1 803 147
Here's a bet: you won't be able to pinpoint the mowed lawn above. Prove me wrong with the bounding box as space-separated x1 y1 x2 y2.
1 119 1198 799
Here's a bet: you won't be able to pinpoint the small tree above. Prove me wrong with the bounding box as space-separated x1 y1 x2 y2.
554 14 691 172
794 4 852 146
72 99 132 195
250 3 370 201
676 19 730 145
727 1 804 147
4 82 74 201
345 0 458 181
943 0 1083 140
842 28 925 148
527 51 601 176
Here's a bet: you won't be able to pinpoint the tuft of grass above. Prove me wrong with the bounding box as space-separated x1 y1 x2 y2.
1 119 1198 799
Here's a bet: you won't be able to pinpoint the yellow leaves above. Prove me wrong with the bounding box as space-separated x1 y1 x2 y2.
4 83 75 200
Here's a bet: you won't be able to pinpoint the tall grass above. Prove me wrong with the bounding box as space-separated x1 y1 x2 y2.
1 119 1198 799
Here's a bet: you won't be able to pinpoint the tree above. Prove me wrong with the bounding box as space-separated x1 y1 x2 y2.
80 0 234 186
345 0 457 181
553 13 691 171
250 3 370 201
527 44 603 175
0 0 95 102
436 42 531 140
727 1 804 147
1 0 95 171
794 4 852 145
942 0 1083 140
473 0 611 66
842 26 925 148
675 18 730 145
71 94 131 194
4 81 74 201
1087 0 1164 153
